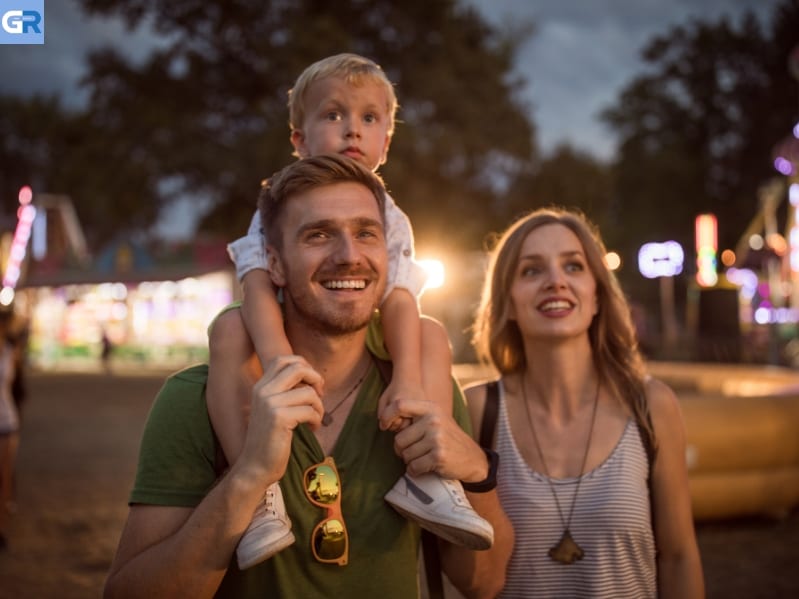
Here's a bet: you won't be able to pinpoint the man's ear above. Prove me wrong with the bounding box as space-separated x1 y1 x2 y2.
268 247 287 287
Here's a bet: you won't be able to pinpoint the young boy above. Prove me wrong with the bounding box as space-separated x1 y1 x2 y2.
208 53 493 570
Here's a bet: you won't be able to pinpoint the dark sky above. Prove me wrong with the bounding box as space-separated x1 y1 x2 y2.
0 0 779 238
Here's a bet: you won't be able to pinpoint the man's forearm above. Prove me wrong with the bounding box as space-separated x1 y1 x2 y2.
104 469 267 598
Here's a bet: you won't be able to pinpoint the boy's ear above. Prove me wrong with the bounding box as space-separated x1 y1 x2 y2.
268 247 287 287
379 134 392 166
290 130 310 159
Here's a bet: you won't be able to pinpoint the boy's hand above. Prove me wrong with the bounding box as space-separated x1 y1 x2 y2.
377 379 425 432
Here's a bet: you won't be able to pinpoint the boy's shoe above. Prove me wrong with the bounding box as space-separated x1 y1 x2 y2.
236 482 296 570
385 473 494 550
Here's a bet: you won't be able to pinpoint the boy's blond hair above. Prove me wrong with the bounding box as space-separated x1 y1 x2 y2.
288 53 398 137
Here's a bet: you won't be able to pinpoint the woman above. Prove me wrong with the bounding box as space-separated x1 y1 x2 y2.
466 207 704 598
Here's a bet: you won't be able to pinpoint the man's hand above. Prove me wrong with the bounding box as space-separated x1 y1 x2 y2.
234 355 324 485
388 398 488 484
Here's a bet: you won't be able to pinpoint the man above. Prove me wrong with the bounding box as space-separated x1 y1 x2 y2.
103 154 512 598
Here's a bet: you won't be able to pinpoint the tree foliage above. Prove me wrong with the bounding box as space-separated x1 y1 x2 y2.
60 0 536 250
601 0 799 272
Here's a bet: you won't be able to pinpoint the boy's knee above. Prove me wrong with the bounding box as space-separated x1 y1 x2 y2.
209 309 251 354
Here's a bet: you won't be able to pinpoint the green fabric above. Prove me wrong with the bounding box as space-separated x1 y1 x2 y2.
131 357 470 599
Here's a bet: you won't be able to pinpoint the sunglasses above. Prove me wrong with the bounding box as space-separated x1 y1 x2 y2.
303 456 348 566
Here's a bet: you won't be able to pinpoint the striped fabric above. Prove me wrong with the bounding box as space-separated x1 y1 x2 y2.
495 381 657 598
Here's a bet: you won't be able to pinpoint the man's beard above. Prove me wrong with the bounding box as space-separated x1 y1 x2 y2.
282 266 382 336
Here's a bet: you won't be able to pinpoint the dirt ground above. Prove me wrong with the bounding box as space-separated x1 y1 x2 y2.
0 372 798 598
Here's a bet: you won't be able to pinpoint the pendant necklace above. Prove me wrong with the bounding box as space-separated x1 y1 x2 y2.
321 362 370 426
522 378 599 565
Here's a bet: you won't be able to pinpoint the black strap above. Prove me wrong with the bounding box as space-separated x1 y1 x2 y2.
480 380 500 449
422 530 444 599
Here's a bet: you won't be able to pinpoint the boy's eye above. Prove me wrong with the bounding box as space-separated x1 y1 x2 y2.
364 113 377 124
325 111 342 122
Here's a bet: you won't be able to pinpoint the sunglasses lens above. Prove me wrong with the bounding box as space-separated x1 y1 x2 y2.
313 518 347 561
305 464 339 505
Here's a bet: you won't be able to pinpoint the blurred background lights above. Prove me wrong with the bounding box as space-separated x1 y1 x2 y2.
638 241 684 279
603 251 621 271
695 214 718 287
418 259 445 291
725 267 758 300
0 287 15 306
749 234 764 250
790 183 799 206
18 185 33 205
774 156 794 176
720 249 736 267
794 120 799 139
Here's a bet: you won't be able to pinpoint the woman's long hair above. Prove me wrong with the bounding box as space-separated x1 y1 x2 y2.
471 207 655 449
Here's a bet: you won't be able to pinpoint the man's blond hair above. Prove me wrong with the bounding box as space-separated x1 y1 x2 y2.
288 53 398 137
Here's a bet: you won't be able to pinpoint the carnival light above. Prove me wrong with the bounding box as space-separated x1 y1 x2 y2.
2 186 37 293
637 241 684 279
695 214 718 287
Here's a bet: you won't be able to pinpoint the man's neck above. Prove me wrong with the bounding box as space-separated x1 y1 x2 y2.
288 328 371 390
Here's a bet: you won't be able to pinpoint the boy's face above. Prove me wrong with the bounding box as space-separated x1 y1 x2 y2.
269 181 388 335
291 77 393 172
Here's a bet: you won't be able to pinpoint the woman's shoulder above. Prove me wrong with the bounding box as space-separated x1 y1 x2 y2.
642 376 683 431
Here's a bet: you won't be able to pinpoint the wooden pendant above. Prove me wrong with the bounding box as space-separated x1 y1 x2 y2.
548 530 585 564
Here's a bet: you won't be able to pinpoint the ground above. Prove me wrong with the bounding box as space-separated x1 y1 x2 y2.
0 372 797 598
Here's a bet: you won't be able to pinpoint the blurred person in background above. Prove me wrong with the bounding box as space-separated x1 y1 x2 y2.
466 207 704 598
0 310 22 551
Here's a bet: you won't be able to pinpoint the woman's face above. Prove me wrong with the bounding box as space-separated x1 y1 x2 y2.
508 223 598 342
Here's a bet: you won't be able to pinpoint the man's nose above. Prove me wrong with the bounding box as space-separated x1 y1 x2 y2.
333 234 361 262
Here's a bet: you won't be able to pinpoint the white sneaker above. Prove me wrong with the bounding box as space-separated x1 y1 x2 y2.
384 473 494 550
236 482 296 570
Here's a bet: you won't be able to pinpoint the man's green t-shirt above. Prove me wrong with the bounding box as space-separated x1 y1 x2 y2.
130 355 471 598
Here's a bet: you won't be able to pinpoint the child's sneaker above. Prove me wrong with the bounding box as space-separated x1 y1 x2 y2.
236 482 295 570
384 473 494 550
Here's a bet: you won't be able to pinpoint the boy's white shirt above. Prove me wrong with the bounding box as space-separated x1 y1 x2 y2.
226 192 428 301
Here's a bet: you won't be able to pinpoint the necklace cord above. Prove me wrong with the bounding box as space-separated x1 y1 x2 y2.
321 359 371 425
522 379 600 531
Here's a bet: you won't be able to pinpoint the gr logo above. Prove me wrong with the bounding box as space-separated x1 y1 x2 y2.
0 0 44 44
2 10 42 33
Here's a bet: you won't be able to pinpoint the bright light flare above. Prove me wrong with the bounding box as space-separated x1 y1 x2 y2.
418 259 445 291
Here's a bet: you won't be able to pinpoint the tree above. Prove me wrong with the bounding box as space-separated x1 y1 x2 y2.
501 144 617 242
0 95 161 251
71 0 536 250
601 0 799 276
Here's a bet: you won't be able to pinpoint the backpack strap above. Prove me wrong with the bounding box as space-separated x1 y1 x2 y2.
479 380 500 449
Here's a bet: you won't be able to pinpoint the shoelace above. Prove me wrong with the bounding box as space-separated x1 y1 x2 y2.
443 480 466 505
